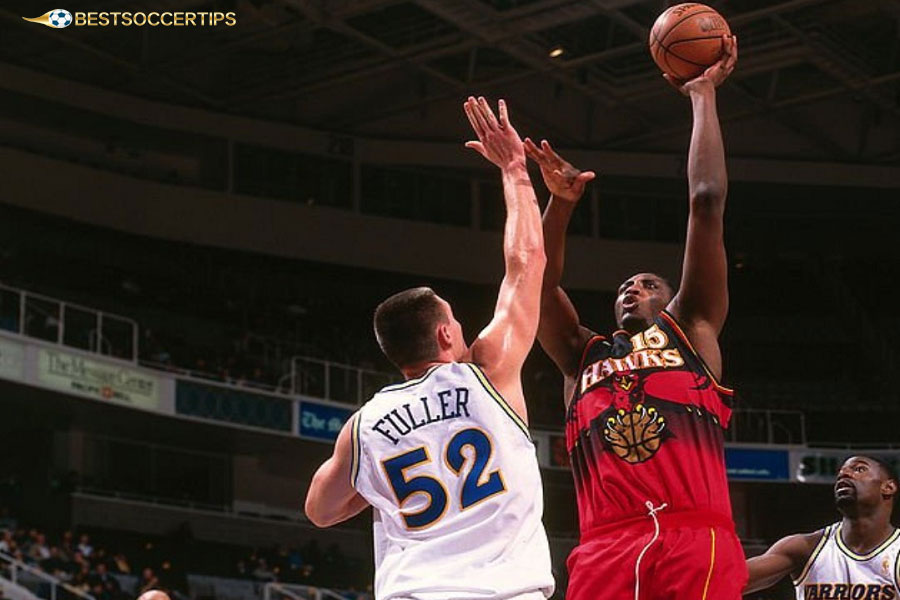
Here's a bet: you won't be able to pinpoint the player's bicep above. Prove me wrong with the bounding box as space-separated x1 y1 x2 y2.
305 415 365 527
539 286 593 377
471 267 542 376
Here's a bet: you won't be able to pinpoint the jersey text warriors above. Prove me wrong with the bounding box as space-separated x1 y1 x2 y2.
352 362 554 600
794 523 900 600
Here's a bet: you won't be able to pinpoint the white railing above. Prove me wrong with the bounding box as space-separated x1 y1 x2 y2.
0 282 138 363
263 582 365 600
0 552 96 600
288 356 394 406
728 408 807 445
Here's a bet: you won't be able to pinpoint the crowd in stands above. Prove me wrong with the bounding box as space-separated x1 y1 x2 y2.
0 505 372 600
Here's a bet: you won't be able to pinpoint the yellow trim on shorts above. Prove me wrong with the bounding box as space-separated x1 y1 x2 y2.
700 527 716 600
465 364 531 441
793 525 832 586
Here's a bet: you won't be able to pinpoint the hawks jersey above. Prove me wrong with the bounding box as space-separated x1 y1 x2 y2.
793 523 900 600
566 310 735 531
351 362 554 600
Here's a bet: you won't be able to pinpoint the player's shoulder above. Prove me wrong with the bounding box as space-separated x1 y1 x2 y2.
776 526 832 561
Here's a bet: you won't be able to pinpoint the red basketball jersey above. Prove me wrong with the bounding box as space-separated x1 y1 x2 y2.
565 310 734 533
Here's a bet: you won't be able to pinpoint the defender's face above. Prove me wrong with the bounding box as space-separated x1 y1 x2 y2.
614 273 673 332
834 456 886 513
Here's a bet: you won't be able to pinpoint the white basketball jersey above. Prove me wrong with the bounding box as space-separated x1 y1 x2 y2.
793 522 900 600
350 362 554 600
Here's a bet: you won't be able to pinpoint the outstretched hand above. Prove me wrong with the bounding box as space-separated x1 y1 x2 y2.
464 96 526 170
665 35 738 96
523 138 595 203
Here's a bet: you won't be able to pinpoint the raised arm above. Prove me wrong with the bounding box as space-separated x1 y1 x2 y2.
304 415 369 528
462 97 546 420
524 139 597 387
745 531 821 595
667 35 738 379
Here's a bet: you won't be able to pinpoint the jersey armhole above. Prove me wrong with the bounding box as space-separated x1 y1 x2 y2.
349 413 362 488
792 526 831 586
465 363 532 442
658 310 734 397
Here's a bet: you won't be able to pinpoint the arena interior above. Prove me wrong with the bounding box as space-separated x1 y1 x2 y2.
1 0 899 599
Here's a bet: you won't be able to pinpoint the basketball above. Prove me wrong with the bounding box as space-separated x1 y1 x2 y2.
649 3 731 81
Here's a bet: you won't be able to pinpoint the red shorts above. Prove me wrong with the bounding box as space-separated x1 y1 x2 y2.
566 509 748 600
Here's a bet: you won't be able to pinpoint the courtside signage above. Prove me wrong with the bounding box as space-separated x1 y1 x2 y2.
790 449 900 484
299 401 353 441
0 338 25 382
37 348 159 409
725 447 790 481
23 9 236 28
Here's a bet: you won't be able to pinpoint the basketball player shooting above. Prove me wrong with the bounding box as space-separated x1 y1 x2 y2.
526 35 743 600
305 97 554 600
746 455 899 598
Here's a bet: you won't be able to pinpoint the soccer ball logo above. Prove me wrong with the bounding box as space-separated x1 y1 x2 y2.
48 9 72 28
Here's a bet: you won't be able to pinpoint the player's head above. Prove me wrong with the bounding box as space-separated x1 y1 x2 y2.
834 455 898 518
137 591 170 600
373 287 466 371
614 273 675 332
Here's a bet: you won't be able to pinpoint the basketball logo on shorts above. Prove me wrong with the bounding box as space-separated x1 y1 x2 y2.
604 404 666 463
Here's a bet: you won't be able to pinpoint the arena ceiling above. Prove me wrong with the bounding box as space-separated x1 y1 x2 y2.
2 0 900 164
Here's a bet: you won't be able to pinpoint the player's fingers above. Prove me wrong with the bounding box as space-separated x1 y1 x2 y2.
577 171 596 183
497 99 509 129
464 98 485 139
728 35 738 66
476 96 498 132
465 141 487 158
523 138 544 162
541 140 563 166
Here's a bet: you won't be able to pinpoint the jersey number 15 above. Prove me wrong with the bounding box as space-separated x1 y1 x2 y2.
381 428 506 530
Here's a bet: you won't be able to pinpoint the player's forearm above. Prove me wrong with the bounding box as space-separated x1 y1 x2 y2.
500 162 545 273
743 554 795 595
541 196 576 290
687 83 727 213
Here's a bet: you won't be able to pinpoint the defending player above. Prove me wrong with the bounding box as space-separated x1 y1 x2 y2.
746 455 899 599
528 36 742 599
304 97 554 600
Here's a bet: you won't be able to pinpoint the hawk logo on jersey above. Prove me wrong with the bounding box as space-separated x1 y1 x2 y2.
613 373 638 392
603 404 667 464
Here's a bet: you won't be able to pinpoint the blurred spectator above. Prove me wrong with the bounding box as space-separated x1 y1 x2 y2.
40 546 67 578
252 558 275 582
137 567 159 594
112 552 131 574
60 530 75 561
77 534 93 558
0 529 12 553
28 533 50 561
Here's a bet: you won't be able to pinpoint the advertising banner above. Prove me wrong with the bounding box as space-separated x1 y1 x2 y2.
37 348 159 409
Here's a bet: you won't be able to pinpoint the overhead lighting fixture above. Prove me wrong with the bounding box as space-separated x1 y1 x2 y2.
548 45 565 58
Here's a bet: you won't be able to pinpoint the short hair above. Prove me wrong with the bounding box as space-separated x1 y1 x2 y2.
863 455 899 500
373 287 448 369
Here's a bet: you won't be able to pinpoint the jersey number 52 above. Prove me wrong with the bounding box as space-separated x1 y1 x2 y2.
381 428 506 530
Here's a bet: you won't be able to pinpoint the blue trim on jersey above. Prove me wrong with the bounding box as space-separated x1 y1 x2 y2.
465 364 531 441
379 364 442 393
